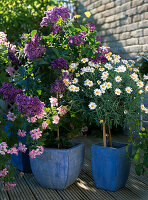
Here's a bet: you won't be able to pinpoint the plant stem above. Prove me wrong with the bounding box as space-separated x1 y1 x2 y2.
108 123 112 147
103 122 107 147
57 93 60 149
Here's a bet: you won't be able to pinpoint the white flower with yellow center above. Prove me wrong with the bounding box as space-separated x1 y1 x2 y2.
84 79 89 86
119 65 126 72
102 71 109 76
101 89 105 94
69 63 77 69
115 76 122 82
88 80 94 87
129 60 135 64
99 67 105 72
105 63 113 70
122 60 128 64
145 85 148 92
141 104 145 110
126 64 131 68
124 110 128 114
113 54 121 59
97 80 101 85
72 78 78 84
114 58 120 63
88 102 97 110
88 61 95 67
86 66 91 72
74 87 80 92
133 77 139 82
144 75 148 80
106 82 112 89
94 89 102 96
115 88 122 95
145 108 148 114
90 68 95 73
125 87 133 94
94 63 99 68
100 84 107 90
76 73 80 77
63 79 70 86
101 75 108 81
112 60 117 64
114 67 121 73
81 67 86 72
68 85 75 92
133 68 139 72
137 81 144 88
139 90 143 94
107 52 112 56
130 73 138 80
80 71 85 75
81 58 88 63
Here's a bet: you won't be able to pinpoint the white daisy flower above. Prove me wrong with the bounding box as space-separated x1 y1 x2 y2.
69 63 77 69
113 54 121 59
124 110 128 114
94 63 99 68
130 73 138 80
63 79 70 86
80 71 85 75
145 85 148 92
94 89 102 96
141 104 145 110
144 75 148 80
101 75 108 81
114 67 121 73
100 84 107 90
119 65 126 72
115 88 122 95
74 87 80 92
145 108 148 114
125 87 133 94
102 71 109 76
122 59 128 64
97 80 101 85
72 78 78 84
106 82 112 89
99 67 105 72
137 81 144 88
84 79 89 86
68 85 75 92
100 89 105 94
76 73 80 77
105 55 112 61
81 58 88 63
90 68 95 73
115 76 122 82
88 61 95 67
88 102 97 110
88 80 94 87
85 66 91 72
133 68 139 72
139 90 143 94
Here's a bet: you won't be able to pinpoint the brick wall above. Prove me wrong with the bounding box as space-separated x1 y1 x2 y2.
78 0 148 59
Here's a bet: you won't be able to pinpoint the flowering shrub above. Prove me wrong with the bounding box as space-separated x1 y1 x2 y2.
65 50 148 146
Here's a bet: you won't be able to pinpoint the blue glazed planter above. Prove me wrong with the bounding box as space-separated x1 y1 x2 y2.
5 120 31 172
30 142 85 189
91 141 132 191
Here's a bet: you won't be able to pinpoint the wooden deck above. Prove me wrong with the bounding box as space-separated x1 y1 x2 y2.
1 135 148 200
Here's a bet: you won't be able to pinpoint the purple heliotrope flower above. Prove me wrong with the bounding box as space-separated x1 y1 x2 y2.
51 57 68 69
8 50 20 65
68 32 86 46
51 24 62 35
16 94 45 117
40 6 70 27
24 33 46 61
0 82 23 104
90 55 108 64
85 23 96 32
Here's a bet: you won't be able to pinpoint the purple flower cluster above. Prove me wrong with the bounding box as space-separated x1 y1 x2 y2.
68 32 86 46
50 72 70 94
0 82 23 104
24 33 46 61
40 6 70 27
85 23 96 32
97 46 109 55
51 57 68 69
8 50 20 65
90 55 108 64
16 94 45 117
51 24 62 35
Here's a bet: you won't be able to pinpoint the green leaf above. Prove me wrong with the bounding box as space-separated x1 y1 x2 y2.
134 153 140 164
46 119 51 125
19 66 26 75
31 30 37 37
143 153 148 168
75 28 82 32
80 25 87 32
37 90 42 95
135 164 142 176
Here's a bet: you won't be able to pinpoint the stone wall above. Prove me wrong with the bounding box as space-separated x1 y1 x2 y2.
78 0 148 59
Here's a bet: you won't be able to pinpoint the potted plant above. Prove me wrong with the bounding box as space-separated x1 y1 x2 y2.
65 48 148 191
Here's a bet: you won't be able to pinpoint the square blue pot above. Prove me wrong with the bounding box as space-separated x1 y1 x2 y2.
30 142 85 189
91 141 132 191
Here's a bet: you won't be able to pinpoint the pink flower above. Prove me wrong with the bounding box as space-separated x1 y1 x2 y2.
52 115 60 124
0 168 8 177
7 147 18 155
17 129 26 137
3 182 16 191
5 66 14 76
18 143 27 153
57 106 67 116
7 111 17 121
42 121 48 129
29 146 44 159
20 172 24 178
0 142 8 155
30 128 42 140
49 96 58 107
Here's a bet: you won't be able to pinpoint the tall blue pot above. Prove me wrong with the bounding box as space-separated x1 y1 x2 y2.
30 142 85 189
5 120 31 172
91 141 132 191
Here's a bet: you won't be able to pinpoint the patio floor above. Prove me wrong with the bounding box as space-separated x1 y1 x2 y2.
0 135 148 200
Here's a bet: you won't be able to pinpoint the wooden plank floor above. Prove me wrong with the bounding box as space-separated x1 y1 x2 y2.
0 135 148 200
